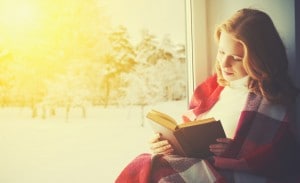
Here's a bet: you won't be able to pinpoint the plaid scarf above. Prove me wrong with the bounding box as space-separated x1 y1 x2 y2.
182 74 224 122
115 75 300 183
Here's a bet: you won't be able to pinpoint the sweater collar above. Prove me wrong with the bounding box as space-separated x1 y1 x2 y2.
228 76 249 89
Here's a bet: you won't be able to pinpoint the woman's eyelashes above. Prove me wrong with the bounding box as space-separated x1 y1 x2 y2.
218 50 243 62
232 55 243 61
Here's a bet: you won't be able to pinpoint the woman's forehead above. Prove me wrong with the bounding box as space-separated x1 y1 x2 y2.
219 32 244 56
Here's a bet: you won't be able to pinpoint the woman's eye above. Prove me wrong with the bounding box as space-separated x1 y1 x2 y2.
232 56 242 61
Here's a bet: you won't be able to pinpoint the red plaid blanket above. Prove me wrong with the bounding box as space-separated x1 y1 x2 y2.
116 154 226 183
116 75 300 183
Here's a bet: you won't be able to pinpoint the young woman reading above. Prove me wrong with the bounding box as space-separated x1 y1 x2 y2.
116 8 300 183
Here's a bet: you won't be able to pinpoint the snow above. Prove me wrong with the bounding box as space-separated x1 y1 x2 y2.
0 100 186 183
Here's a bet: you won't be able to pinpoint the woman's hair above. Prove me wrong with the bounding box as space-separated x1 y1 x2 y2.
214 8 299 105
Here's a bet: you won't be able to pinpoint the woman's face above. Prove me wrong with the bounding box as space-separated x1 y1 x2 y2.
217 32 248 82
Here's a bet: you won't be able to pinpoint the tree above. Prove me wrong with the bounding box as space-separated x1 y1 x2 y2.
0 0 111 115
100 26 137 106
121 33 186 105
119 32 187 125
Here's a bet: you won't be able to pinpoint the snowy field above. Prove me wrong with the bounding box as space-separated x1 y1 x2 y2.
0 100 186 183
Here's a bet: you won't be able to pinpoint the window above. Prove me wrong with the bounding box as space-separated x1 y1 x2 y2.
0 0 188 182
185 0 209 101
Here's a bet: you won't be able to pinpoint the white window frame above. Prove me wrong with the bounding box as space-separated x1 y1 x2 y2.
185 0 210 103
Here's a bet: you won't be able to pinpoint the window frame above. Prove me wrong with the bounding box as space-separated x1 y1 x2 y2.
185 0 210 103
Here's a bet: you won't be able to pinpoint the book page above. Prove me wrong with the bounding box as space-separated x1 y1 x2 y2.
178 117 216 128
147 110 177 124
146 110 178 131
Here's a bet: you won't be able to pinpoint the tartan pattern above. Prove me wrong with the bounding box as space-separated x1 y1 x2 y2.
150 155 225 183
182 74 224 122
115 75 300 183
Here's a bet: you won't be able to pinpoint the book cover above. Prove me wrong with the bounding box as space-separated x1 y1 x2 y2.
146 109 226 158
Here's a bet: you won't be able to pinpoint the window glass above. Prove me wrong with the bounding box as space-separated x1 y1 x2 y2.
0 0 187 182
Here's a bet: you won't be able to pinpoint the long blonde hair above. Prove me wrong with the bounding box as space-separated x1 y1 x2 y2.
215 8 298 105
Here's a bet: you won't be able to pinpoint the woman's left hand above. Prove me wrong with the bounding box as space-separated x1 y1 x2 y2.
209 138 233 156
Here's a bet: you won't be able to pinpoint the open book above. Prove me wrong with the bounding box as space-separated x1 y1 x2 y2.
146 109 226 158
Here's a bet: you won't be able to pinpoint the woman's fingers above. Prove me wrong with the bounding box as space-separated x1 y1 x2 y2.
149 133 161 143
149 133 174 154
209 143 227 151
150 140 173 153
152 143 173 154
216 138 233 144
209 138 233 156
209 144 226 155
150 139 168 149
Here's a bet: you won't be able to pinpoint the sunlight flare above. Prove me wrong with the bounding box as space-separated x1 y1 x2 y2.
0 1 40 30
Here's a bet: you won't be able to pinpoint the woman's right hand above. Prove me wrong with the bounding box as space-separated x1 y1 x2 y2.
149 133 174 155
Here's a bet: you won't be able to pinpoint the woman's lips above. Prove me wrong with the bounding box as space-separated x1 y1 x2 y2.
222 70 234 76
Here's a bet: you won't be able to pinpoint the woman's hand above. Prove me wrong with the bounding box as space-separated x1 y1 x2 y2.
149 133 174 155
209 138 233 156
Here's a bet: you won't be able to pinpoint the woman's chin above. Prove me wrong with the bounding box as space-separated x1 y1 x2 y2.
223 75 235 82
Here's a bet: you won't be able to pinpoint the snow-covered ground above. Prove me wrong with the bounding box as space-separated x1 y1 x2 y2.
0 100 186 183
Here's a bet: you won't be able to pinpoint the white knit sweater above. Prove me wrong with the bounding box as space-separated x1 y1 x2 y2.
197 76 249 138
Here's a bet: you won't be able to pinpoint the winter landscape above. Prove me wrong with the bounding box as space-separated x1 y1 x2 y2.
0 100 186 183
0 1 187 182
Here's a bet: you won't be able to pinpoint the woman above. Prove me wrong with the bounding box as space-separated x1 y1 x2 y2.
116 8 300 183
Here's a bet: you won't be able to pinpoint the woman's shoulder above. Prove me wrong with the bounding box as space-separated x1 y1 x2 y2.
193 74 223 97
196 74 219 89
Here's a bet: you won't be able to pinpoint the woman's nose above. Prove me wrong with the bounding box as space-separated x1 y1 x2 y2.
220 56 231 67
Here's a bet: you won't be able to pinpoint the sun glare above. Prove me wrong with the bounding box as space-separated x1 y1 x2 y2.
0 1 39 31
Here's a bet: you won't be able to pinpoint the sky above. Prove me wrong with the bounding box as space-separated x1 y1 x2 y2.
102 0 187 44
